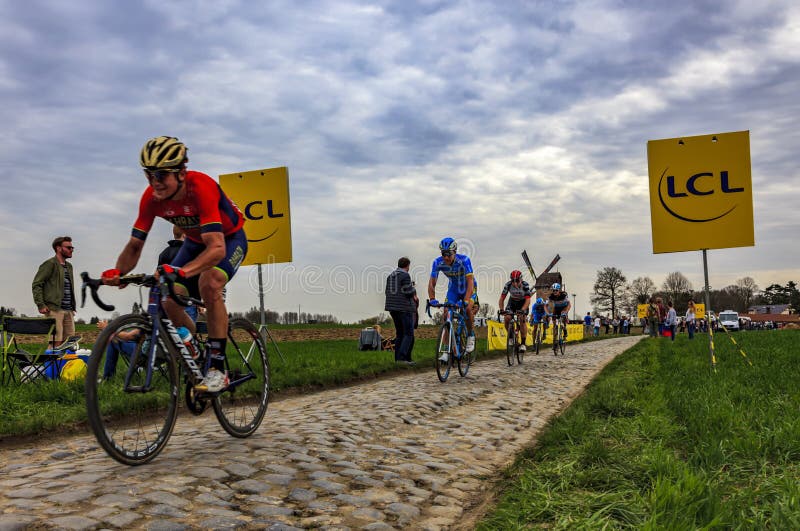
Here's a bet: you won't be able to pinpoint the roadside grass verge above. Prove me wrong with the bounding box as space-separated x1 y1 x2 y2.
478 330 800 529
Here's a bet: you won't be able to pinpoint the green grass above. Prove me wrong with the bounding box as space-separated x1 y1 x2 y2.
478 330 800 529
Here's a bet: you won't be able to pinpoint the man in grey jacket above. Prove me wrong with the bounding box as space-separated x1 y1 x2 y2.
32 236 76 346
385 257 418 364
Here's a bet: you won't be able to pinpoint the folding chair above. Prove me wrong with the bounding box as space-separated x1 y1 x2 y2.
1 316 57 385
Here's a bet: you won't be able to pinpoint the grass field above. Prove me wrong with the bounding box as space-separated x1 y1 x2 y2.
478 330 800 529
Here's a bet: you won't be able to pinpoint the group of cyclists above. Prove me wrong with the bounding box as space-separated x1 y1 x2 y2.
100 136 572 395
496 269 571 353
428 237 571 358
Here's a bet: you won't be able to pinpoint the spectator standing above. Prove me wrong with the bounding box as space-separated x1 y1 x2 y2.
647 297 659 337
685 300 696 339
656 297 667 336
32 236 76 346
623 317 630 334
665 300 678 341
385 257 416 364
583 312 592 338
593 316 601 337
611 316 620 334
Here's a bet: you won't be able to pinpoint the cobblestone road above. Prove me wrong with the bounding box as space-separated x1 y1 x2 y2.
0 336 642 530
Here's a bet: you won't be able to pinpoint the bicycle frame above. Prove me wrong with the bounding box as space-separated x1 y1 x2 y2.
436 303 468 358
127 283 205 393
82 271 255 395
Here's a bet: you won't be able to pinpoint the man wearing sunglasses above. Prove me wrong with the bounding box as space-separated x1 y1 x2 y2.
32 236 77 347
102 136 247 393
428 237 478 360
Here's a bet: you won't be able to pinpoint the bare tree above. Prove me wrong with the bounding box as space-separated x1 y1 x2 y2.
620 276 656 318
591 267 627 317
662 272 693 310
733 277 759 312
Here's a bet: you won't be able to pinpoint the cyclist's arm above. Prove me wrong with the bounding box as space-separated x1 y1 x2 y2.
180 231 226 278
115 236 145 276
427 276 437 301
464 275 474 303
498 294 506 310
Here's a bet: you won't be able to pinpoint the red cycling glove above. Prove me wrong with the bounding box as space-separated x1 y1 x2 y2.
101 268 121 280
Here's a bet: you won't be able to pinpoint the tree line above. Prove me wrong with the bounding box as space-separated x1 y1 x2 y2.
591 267 799 317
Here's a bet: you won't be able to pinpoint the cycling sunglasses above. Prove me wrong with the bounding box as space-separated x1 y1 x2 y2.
441 251 455 257
144 168 182 183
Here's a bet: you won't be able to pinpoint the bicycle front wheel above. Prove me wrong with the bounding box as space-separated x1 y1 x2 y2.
559 323 566 355
435 322 452 382
213 318 270 438
553 324 560 356
506 322 516 366
534 325 541 355
85 314 179 466
516 328 525 364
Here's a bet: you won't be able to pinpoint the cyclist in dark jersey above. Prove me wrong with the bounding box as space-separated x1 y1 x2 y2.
498 270 532 352
547 283 571 339
102 136 247 393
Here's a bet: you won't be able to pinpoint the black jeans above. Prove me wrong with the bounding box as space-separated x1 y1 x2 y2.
390 310 415 361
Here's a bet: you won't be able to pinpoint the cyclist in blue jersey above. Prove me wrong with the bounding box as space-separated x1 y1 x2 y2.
427 237 478 360
529 296 548 341
498 270 532 352
547 283 571 338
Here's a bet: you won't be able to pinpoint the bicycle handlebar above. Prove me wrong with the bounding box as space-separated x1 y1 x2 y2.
426 300 464 318
81 266 204 312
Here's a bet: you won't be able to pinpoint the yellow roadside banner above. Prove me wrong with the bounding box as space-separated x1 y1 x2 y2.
487 320 584 351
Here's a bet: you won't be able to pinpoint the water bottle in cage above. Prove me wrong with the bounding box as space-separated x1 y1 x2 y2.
177 326 199 359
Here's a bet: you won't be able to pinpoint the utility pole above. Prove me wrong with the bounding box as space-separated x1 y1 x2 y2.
572 294 577 320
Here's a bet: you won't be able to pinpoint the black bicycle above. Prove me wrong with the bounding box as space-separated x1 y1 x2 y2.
549 312 567 356
499 309 527 365
81 268 270 465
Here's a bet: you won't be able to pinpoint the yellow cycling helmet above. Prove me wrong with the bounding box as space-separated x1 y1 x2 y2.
140 136 187 169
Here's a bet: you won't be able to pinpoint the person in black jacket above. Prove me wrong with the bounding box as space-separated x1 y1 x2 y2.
385 257 418 364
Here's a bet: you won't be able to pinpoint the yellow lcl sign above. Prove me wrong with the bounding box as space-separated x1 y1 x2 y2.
219 167 292 265
647 131 754 254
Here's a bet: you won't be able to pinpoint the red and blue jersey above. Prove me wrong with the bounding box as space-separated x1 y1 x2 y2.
132 171 244 243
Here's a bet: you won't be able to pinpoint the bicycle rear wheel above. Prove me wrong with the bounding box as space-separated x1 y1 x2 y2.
457 322 471 377
213 318 270 438
534 325 542 355
435 322 453 382
85 314 179 465
506 321 516 366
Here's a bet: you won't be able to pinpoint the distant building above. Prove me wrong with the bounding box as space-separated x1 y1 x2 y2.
534 272 563 298
747 304 793 315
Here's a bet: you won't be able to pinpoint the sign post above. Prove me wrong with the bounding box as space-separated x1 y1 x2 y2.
220 167 292 362
647 131 754 368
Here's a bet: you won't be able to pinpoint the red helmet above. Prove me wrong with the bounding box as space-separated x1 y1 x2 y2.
510 270 522 280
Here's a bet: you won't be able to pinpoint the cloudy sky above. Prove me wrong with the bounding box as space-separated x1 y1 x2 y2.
2 0 799 323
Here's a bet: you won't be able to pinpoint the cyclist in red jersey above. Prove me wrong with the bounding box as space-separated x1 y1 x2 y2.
102 136 247 392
